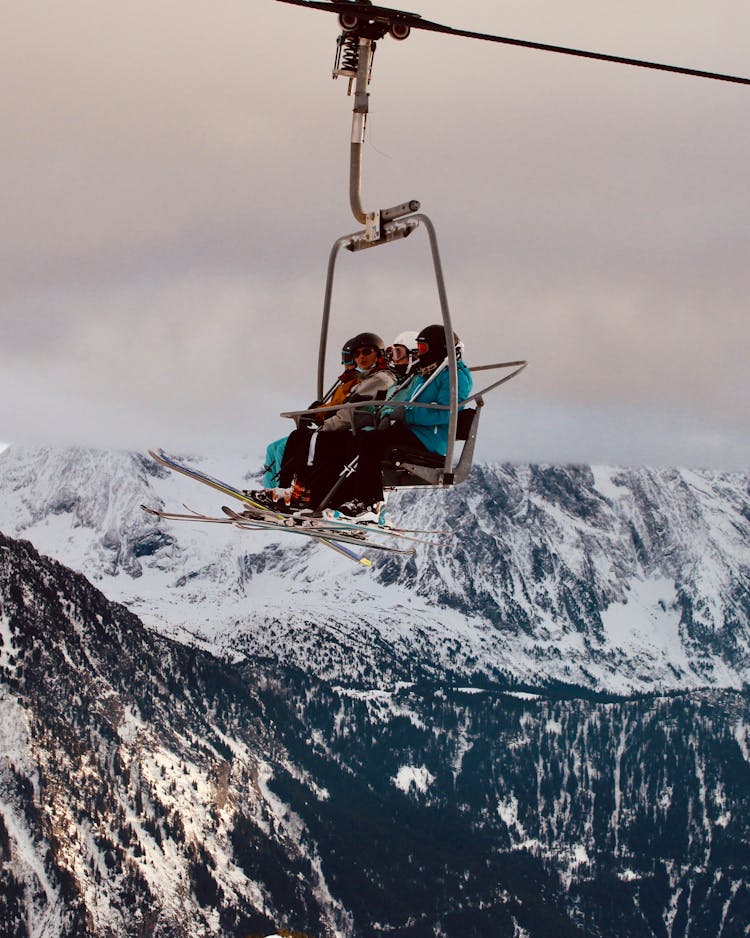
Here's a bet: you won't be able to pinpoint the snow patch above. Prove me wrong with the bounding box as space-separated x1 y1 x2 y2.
0 610 17 673
392 765 435 795
734 722 750 763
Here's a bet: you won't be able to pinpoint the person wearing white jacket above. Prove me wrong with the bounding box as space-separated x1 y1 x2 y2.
247 333 395 511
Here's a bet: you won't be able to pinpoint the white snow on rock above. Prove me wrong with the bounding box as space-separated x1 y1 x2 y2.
0 691 67 936
392 765 435 795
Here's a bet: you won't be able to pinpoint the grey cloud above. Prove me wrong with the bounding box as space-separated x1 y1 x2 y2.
2 0 748 467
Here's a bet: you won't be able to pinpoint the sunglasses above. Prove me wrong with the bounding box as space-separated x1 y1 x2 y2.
354 346 377 357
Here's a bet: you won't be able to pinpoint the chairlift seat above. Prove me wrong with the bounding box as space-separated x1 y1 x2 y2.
381 403 482 488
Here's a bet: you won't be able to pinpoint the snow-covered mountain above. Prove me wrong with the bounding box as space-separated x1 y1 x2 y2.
2 531 749 937
0 531 349 937
0 446 748 693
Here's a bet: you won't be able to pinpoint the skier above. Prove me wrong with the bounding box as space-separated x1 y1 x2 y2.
314 333 394 433
260 337 360 488
250 332 396 510
386 330 420 379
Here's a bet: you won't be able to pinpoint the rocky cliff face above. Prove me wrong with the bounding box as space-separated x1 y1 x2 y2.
0 447 748 693
0 532 343 937
1 531 750 937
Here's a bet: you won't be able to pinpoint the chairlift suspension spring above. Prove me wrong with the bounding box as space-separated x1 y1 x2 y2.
333 30 360 79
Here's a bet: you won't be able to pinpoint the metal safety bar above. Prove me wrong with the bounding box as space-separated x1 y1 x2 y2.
285 360 528 422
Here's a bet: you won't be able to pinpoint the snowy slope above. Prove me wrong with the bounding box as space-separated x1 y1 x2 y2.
0 446 748 692
3 531 749 938
0 532 351 937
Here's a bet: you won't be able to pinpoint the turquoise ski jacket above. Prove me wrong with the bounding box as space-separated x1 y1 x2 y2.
387 359 473 455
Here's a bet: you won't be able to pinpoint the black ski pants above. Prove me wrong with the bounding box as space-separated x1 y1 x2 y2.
352 424 434 506
279 427 359 507
280 423 435 509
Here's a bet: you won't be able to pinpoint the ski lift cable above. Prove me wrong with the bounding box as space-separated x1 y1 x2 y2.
275 0 750 87
410 19 750 86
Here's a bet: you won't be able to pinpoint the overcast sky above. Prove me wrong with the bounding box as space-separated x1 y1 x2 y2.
2 0 748 468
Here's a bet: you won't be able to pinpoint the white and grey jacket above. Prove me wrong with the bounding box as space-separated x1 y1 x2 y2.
318 368 396 433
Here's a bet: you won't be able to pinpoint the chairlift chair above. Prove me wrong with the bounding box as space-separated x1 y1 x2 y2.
280 15 527 491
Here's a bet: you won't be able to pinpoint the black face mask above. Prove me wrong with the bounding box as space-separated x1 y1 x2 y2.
417 346 448 369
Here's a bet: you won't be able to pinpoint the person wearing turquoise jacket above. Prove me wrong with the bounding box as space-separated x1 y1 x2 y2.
385 325 473 456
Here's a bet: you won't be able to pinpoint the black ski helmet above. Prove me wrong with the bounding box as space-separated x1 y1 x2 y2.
416 324 448 367
343 332 386 367
416 325 462 367
341 336 360 366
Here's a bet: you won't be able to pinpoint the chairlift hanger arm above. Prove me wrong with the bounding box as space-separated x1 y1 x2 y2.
275 0 750 86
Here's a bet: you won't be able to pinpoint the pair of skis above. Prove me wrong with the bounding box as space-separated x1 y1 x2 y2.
142 449 443 565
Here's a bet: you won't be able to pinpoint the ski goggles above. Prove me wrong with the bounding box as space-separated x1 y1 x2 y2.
342 346 377 363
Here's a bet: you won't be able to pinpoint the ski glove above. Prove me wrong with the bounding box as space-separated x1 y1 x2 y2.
352 409 378 432
377 404 406 430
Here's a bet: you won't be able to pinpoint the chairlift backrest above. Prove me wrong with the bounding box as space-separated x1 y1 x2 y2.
380 398 484 489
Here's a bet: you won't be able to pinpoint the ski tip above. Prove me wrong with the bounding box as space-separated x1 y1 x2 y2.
359 556 374 567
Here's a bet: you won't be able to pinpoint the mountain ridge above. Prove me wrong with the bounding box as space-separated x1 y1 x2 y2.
1 445 747 694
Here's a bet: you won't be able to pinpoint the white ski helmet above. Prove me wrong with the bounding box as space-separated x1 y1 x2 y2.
391 330 419 355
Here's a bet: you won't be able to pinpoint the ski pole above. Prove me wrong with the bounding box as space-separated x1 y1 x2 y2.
317 455 360 511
